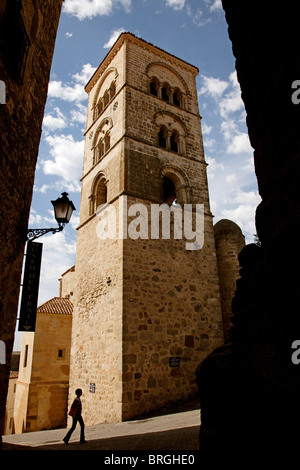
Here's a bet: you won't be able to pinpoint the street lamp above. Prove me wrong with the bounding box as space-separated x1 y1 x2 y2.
27 192 76 241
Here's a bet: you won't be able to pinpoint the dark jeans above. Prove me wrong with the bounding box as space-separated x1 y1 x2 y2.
64 414 85 442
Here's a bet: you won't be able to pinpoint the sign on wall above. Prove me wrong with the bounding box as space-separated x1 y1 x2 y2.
18 241 43 332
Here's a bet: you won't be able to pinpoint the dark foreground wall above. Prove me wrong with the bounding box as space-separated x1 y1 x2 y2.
0 0 63 442
196 1 300 457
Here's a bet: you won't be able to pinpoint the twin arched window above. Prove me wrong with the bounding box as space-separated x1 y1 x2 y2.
158 125 181 153
150 77 183 108
93 131 110 165
93 81 116 121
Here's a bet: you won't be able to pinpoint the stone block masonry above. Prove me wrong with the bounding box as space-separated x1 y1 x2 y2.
68 33 241 425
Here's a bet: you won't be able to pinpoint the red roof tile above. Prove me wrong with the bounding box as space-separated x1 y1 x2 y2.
37 297 73 315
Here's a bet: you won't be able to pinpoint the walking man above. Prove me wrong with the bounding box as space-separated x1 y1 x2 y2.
63 388 86 445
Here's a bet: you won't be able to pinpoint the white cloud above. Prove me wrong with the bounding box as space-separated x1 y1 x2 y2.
71 108 87 125
41 134 84 187
43 107 68 132
63 0 131 20
72 63 97 85
202 123 212 135
198 75 228 98
165 0 185 10
29 209 43 226
103 28 126 48
206 156 225 180
48 80 87 103
48 63 96 103
219 72 244 118
226 133 252 155
226 173 237 184
65 32 73 38
186 5 211 27
38 231 76 304
204 0 223 12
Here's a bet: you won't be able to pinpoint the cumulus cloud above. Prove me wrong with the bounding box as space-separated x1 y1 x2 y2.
63 0 131 20
48 63 96 103
204 0 223 12
198 75 228 98
48 80 87 103
41 134 84 189
38 231 76 304
165 0 185 10
226 133 252 155
72 63 97 85
43 107 68 132
186 5 211 27
103 28 126 48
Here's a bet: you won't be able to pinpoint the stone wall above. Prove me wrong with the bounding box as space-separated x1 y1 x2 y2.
214 219 245 341
196 1 300 457
0 0 63 440
14 309 72 433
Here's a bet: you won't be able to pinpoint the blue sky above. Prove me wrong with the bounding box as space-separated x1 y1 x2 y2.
15 0 261 348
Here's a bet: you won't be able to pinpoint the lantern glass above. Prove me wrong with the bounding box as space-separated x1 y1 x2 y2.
51 192 76 225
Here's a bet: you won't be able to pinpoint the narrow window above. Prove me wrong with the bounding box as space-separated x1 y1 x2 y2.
104 132 110 153
161 86 169 102
173 89 181 107
170 131 179 153
95 178 107 210
57 348 65 360
104 90 109 107
150 79 158 97
110 81 116 100
158 126 167 148
163 177 176 206
23 345 28 368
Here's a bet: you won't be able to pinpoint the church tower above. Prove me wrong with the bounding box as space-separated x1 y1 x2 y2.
69 33 224 424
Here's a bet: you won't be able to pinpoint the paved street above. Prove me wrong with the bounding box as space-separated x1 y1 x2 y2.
2 406 200 451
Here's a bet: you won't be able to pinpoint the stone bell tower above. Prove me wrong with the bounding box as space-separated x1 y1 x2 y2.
68 32 224 425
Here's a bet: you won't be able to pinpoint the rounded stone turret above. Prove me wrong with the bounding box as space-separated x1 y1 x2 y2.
214 219 246 341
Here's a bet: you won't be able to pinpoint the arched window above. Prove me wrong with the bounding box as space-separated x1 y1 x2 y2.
173 88 181 107
163 177 176 205
170 130 179 153
109 81 116 100
158 125 167 148
161 83 170 102
104 131 110 153
90 175 108 215
161 167 190 206
95 177 107 209
103 90 109 107
94 139 104 164
150 77 159 97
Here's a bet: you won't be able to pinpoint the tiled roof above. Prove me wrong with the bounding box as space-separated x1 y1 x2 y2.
37 297 73 315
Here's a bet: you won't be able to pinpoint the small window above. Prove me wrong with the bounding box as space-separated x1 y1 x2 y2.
150 78 159 97
104 131 110 153
163 177 176 206
23 345 28 368
161 86 170 102
158 126 167 148
95 178 107 210
58 349 64 359
110 81 116 100
173 89 181 107
170 131 179 152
